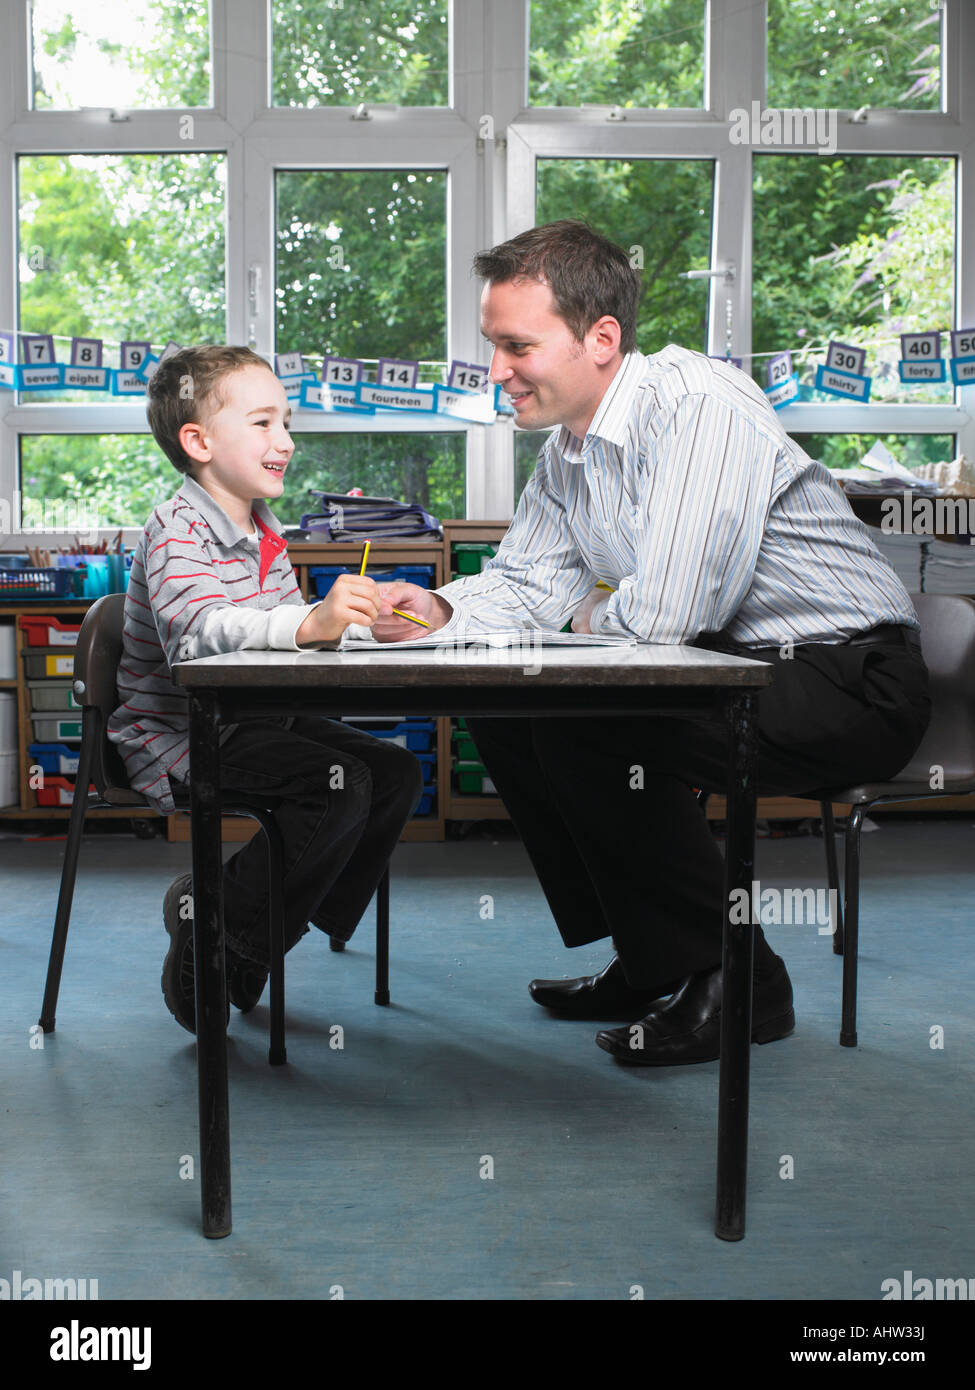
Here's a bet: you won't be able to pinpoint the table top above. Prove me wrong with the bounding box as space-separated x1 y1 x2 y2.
173 643 774 691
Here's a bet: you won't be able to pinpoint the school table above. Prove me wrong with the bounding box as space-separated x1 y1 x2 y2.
172 642 774 1242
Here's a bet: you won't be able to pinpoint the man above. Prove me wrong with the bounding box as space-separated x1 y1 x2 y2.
373 219 931 1066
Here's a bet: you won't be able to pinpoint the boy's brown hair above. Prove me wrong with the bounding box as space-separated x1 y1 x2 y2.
473 219 643 355
146 344 274 474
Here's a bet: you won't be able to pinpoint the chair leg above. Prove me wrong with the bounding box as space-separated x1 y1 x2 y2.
820 800 845 955
840 804 867 1048
38 730 96 1032
375 866 390 1006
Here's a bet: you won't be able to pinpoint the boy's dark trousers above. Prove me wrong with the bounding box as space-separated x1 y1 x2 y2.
196 716 424 967
466 626 932 991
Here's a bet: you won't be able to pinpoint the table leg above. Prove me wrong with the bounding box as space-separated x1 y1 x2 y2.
188 691 232 1239
715 689 758 1241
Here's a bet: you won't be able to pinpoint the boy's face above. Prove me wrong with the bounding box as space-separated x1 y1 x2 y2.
182 365 294 511
480 277 618 439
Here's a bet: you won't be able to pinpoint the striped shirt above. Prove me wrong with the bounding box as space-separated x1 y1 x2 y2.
107 476 329 813
436 346 918 645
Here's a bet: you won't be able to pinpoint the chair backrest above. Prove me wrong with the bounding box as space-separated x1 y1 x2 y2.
71 592 144 804
904 593 975 783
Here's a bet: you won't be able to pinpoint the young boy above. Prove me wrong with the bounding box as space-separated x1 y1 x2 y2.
107 345 424 1033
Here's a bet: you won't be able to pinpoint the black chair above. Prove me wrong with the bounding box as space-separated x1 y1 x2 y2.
698 595 975 1047
811 594 975 1047
37 592 391 1066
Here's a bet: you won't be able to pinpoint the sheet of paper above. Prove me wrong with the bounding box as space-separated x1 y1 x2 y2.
342 628 639 651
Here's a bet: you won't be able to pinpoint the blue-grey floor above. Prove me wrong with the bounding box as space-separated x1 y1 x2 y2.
1 818 972 1302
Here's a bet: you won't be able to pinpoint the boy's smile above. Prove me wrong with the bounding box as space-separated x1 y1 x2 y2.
180 364 294 528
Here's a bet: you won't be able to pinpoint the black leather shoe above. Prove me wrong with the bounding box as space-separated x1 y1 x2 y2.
595 956 795 1065
529 955 677 1020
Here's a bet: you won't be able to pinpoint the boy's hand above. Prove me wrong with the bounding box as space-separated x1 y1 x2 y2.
570 586 610 635
371 582 453 643
296 573 392 646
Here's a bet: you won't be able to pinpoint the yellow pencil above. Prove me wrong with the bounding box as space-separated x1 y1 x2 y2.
391 607 430 627
359 540 371 575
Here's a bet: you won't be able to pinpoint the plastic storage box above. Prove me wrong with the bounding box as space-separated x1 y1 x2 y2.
23 653 75 679
31 712 83 742
19 615 81 647
342 716 436 752
28 680 81 711
34 776 96 807
29 742 81 775
309 564 435 598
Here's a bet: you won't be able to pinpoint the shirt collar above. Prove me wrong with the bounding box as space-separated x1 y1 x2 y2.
176 475 286 547
553 351 647 460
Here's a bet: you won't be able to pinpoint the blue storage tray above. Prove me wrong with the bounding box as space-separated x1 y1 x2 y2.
309 564 434 598
28 741 81 775
342 716 436 752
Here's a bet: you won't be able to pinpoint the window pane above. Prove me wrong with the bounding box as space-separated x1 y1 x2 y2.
276 169 447 365
768 0 942 112
18 154 226 403
752 155 954 405
30 0 211 110
18 431 467 532
272 0 448 107
536 159 714 353
20 436 178 530
288 433 465 520
788 433 954 471
529 0 705 107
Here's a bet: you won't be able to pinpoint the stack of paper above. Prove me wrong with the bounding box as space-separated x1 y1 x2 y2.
922 538 975 595
870 530 926 593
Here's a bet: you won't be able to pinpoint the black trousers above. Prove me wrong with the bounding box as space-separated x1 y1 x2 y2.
466 628 931 991
186 717 424 967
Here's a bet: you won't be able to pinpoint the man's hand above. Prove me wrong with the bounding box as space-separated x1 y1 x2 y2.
371 582 453 642
296 573 391 646
570 586 610 635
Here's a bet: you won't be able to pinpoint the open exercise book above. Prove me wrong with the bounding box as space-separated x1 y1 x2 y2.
342 629 639 651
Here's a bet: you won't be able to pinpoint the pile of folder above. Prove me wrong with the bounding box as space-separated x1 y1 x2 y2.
296 491 443 542
922 538 975 594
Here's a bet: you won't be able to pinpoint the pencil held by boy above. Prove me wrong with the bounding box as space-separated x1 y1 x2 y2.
106 345 424 1033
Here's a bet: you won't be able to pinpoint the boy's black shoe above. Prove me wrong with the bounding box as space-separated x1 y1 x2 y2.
162 873 230 1035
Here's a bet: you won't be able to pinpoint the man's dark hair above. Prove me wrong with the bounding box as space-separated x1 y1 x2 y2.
473 220 643 354
145 344 273 474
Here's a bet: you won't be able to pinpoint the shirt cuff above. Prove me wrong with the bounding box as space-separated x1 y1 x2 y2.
588 595 612 633
274 602 340 651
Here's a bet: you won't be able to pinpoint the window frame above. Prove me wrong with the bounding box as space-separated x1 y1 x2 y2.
0 0 972 552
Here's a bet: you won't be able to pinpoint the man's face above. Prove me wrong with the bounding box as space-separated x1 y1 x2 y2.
480 278 606 437
190 365 294 506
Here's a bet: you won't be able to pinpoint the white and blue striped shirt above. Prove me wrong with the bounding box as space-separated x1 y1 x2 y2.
437 346 918 646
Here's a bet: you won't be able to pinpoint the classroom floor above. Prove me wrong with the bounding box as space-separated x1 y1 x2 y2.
1 817 972 1302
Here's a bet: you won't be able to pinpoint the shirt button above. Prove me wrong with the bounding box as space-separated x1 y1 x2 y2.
592 466 601 477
